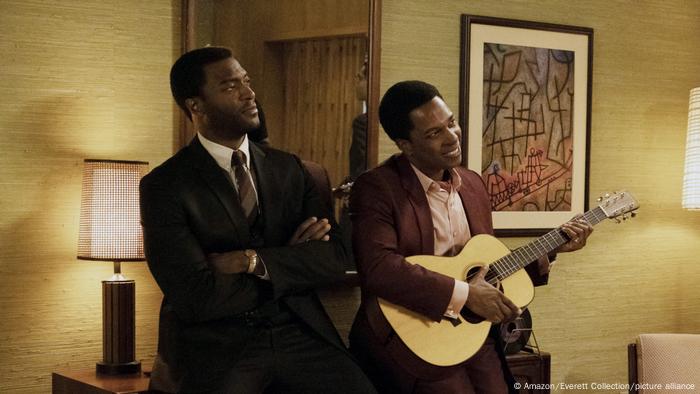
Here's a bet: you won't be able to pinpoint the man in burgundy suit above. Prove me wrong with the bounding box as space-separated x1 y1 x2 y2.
348 81 592 393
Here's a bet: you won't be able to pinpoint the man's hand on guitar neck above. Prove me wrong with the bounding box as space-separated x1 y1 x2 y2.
464 266 520 323
556 214 594 253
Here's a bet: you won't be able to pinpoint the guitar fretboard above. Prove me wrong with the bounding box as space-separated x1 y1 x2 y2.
488 206 607 282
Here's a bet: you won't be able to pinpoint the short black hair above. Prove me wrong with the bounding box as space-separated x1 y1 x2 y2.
170 46 233 120
378 80 442 141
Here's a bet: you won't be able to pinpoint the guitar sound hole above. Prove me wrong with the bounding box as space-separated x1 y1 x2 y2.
464 266 482 283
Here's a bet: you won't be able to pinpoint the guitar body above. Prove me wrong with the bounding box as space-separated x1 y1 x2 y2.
376 190 639 367
377 234 535 366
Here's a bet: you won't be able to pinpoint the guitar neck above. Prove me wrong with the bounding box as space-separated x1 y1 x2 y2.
491 206 607 280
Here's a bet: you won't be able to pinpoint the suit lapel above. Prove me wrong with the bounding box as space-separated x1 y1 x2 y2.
395 155 435 254
249 143 279 239
188 137 251 243
456 171 490 235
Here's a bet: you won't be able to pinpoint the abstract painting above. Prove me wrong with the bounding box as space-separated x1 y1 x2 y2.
461 15 593 235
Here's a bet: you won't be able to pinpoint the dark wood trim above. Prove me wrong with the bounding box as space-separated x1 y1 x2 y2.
628 343 638 394
178 0 197 150
182 0 196 53
366 0 381 169
507 351 551 393
584 27 594 217
462 14 594 35
458 14 470 169
52 369 152 394
264 28 367 43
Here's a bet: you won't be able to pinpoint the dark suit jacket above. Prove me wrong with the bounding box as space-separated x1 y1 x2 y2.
140 137 349 392
348 154 548 381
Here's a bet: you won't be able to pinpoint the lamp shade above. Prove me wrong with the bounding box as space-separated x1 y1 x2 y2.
77 159 149 261
682 87 700 209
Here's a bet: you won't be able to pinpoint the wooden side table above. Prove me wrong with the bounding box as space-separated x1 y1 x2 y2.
52 368 152 394
507 351 551 394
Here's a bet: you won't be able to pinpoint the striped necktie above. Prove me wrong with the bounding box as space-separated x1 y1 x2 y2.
231 150 259 225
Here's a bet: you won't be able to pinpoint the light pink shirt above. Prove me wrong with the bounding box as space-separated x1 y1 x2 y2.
410 165 471 317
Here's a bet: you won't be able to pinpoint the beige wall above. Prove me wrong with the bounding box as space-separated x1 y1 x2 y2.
381 0 700 390
0 1 180 392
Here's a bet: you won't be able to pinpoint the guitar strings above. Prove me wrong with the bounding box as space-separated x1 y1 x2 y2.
461 206 609 286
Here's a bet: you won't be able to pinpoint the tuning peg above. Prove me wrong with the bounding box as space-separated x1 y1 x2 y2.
597 196 603 202
615 218 621 223
605 193 610 198
631 212 637 218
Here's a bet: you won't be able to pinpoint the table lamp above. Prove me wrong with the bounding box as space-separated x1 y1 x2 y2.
683 87 700 209
77 159 149 374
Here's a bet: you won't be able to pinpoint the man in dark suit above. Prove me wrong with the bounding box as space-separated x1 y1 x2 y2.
140 46 376 393
348 81 592 393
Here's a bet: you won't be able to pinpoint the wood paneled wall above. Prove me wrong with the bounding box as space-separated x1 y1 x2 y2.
0 1 180 392
280 37 366 186
213 0 369 77
380 0 700 390
212 0 369 183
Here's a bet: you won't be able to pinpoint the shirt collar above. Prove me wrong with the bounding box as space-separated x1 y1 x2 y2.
409 164 462 193
197 132 251 171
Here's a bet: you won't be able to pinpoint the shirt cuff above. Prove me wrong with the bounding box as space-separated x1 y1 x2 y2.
444 280 469 318
255 255 270 280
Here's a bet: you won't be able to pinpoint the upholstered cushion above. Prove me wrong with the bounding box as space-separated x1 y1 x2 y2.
636 333 700 393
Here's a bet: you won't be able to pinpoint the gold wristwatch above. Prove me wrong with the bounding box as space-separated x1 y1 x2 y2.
244 249 258 274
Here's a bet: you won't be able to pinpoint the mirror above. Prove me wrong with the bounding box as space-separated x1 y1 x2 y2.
180 0 381 190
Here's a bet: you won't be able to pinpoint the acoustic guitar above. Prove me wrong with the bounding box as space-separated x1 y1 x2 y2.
378 191 639 366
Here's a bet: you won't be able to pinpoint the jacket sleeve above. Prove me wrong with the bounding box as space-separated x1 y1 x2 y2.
140 173 263 323
350 172 454 322
256 157 349 298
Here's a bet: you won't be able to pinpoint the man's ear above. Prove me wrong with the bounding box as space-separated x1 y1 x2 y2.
185 98 201 116
395 138 412 157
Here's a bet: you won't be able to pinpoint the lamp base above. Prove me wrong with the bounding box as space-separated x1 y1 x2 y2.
96 360 141 375
100 277 140 375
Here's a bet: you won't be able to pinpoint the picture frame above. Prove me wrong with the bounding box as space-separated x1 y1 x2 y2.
460 15 593 236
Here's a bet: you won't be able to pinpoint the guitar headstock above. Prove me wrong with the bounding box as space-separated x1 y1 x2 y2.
597 191 639 222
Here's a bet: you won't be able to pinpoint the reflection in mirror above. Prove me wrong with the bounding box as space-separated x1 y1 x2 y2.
183 0 374 191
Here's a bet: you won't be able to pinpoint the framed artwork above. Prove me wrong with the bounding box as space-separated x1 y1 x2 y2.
460 15 593 236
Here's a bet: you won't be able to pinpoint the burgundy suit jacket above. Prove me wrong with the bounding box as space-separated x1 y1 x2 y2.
349 154 548 380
